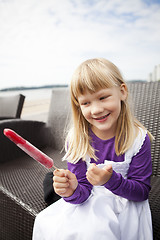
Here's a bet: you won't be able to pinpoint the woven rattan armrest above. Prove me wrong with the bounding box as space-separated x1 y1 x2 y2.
149 176 160 240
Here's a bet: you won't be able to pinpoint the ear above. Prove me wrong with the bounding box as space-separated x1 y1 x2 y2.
120 83 128 101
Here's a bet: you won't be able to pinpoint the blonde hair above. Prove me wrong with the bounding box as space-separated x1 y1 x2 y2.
63 58 153 163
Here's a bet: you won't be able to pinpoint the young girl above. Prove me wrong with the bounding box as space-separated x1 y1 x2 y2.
32 58 153 240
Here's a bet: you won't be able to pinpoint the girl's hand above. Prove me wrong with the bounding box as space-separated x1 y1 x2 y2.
86 163 113 186
53 169 78 198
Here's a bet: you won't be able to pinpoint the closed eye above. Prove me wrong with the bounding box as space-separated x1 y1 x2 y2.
80 102 90 106
100 96 109 100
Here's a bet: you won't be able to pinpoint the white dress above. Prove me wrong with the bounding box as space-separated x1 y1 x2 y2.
32 128 153 240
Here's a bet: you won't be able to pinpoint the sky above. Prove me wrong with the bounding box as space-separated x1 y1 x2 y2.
0 0 160 89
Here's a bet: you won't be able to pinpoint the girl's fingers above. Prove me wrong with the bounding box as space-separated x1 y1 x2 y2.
53 181 69 189
86 165 99 179
86 169 93 179
86 170 95 183
55 188 67 195
103 164 113 173
54 169 66 177
53 175 68 183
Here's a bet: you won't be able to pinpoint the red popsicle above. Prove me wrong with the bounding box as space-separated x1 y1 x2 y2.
3 128 57 169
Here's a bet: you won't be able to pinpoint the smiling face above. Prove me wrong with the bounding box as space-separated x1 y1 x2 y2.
78 85 127 140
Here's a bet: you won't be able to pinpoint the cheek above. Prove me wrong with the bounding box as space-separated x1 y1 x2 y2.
83 109 92 122
80 107 89 119
108 100 121 114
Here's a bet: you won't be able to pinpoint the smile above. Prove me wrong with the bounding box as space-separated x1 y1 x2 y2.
93 113 110 121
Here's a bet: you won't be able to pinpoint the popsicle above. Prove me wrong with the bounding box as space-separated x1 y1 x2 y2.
3 128 57 169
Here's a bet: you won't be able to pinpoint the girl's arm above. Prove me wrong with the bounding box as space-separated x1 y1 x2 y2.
103 134 152 202
63 159 93 204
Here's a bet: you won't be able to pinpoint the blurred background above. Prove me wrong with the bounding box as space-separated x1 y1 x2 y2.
0 0 160 120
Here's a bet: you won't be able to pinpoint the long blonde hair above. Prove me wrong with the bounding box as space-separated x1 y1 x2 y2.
63 58 153 163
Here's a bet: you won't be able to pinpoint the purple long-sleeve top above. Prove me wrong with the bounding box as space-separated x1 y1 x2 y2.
63 131 152 204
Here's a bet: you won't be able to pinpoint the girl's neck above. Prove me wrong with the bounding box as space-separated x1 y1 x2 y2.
91 126 116 141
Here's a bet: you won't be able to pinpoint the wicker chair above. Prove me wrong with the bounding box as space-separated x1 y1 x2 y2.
0 94 25 120
0 82 160 240
127 82 160 240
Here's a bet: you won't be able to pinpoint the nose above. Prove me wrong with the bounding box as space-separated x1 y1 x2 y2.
91 102 103 116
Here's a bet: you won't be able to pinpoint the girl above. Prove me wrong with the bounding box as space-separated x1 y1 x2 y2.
33 58 153 240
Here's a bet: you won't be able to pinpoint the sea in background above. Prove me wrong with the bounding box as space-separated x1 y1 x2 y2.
0 88 53 100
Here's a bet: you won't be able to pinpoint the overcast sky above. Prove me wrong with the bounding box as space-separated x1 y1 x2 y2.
0 0 160 89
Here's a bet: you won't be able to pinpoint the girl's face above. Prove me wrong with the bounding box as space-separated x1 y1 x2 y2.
78 84 127 140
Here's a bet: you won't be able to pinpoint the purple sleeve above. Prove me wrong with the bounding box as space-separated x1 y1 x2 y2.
104 134 152 201
63 159 93 204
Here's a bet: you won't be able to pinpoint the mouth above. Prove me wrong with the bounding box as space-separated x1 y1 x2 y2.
93 113 110 121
